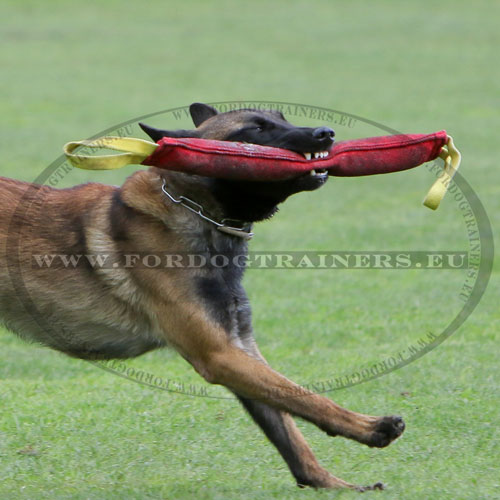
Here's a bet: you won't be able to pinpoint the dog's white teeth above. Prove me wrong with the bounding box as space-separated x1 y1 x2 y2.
310 169 328 177
303 151 329 160
309 169 328 177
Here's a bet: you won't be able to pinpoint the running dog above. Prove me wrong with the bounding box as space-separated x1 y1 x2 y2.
0 103 404 490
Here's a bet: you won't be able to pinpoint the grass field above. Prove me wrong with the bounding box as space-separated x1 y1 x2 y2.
1 1 499 498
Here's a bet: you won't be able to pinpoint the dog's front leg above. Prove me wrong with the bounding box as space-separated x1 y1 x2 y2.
160 304 405 453
228 342 380 490
235 393 368 490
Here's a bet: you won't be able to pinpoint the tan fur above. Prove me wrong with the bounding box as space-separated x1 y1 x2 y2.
0 107 402 490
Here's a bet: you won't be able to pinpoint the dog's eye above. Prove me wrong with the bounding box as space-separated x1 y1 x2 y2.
254 120 269 132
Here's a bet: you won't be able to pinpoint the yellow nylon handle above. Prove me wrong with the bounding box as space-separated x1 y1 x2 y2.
423 135 461 210
64 136 157 170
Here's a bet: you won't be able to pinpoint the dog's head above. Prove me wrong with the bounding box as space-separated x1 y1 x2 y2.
139 103 335 221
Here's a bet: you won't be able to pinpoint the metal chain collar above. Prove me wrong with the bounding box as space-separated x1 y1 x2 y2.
161 179 254 240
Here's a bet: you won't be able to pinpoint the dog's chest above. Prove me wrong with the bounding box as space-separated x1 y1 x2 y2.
188 227 252 338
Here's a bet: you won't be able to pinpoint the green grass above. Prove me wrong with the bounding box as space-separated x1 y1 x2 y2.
1 0 499 498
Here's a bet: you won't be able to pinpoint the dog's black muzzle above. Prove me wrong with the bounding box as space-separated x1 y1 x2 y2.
266 126 335 156
312 126 335 143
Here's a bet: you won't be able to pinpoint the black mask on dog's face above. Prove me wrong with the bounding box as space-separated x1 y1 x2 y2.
140 103 333 222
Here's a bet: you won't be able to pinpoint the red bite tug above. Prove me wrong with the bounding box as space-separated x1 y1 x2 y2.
142 131 448 181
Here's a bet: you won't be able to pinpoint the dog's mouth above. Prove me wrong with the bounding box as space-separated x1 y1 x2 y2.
307 168 329 179
223 134 335 181
293 148 333 179
299 150 331 161
300 151 330 178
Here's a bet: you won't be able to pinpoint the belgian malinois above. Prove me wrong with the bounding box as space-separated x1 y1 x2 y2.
0 103 404 491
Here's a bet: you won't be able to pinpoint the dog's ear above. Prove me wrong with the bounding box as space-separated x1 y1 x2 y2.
270 109 287 121
189 103 218 127
139 123 198 142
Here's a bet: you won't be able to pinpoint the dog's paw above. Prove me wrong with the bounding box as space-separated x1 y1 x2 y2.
365 415 405 448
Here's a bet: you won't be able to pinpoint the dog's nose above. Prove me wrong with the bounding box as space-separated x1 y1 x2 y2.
312 127 335 140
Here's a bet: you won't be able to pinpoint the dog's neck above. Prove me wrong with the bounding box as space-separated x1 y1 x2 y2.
156 169 282 224
119 168 292 250
159 178 253 240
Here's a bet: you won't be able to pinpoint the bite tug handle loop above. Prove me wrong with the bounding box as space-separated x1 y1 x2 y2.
423 135 461 210
64 136 157 170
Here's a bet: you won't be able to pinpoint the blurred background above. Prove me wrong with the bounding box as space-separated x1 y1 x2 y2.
1 1 498 498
